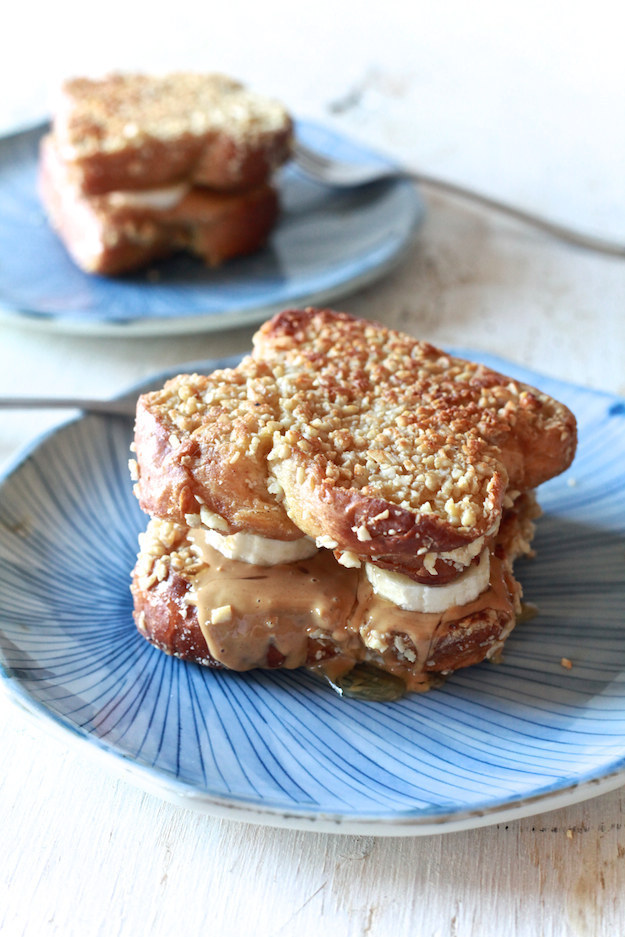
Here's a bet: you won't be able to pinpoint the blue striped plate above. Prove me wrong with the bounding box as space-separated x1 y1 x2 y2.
0 121 422 337
1 352 624 834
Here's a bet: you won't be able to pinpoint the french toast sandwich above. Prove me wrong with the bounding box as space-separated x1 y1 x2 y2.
39 72 292 275
51 73 293 195
130 308 577 694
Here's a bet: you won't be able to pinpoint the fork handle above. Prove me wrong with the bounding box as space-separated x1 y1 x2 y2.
0 397 134 416
413 172 625 258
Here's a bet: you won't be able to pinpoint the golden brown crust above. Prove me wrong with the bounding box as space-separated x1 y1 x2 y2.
133 568 218 666
53 73 293 195
133 366 301 538
254 308 577 493
252 308 576 575
39 134 279 274
133 308 575 583
157 184 279 266
269 449 505 583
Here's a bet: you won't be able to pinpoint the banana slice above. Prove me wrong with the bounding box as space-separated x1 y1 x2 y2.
202 527 318 566
365 549 490 613
107 181 190 210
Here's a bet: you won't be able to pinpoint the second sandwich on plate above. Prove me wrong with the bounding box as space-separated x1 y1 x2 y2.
39 72 293 275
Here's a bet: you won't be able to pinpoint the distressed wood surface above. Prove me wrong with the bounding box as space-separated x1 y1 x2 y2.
2 3 625 935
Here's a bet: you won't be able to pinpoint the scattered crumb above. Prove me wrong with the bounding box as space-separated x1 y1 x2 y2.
561 657 573 670
567 477 578 487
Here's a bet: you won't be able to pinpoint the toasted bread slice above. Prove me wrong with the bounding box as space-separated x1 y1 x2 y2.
131 494 537 692
254 308 577 494
39 134 279 274
133 309 576 583
251 309 576 578
133 362 301 539
52 73 293 195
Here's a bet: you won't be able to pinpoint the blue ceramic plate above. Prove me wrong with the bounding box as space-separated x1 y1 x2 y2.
1 352 624 835
0 121 423 336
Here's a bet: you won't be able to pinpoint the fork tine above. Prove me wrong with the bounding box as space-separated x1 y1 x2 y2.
293 139 390 186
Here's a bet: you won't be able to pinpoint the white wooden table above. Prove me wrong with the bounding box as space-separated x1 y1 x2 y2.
2 3 625 935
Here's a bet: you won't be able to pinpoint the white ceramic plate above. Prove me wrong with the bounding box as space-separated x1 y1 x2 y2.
1 352 624 835
0 121 423 336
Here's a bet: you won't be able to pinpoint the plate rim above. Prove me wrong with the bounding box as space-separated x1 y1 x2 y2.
1 348 624 835
5 676 625 836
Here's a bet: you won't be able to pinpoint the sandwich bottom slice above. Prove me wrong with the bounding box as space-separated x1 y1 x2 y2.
131 491 540 696
39 134 279 275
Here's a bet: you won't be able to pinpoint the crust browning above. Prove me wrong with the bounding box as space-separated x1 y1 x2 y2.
39 134 279 275
133 364 301 539
53 73 293 195
254 309 575 575
133 308 576 581
254 308 577 495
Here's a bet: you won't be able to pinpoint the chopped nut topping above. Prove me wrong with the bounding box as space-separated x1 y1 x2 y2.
57 73 291 159
132 309 576 568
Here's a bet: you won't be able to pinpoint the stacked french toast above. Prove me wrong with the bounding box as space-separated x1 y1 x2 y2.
39 73 293 274
130 308 577 694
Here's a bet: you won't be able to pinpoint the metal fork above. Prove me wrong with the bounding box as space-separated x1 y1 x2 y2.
0 396 136 416
293 139 625 258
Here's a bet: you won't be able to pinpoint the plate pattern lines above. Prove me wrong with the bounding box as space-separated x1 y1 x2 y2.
1 353 625 829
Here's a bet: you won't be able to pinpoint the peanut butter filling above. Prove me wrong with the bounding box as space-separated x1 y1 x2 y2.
188 531 361 673
182 529 519 693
